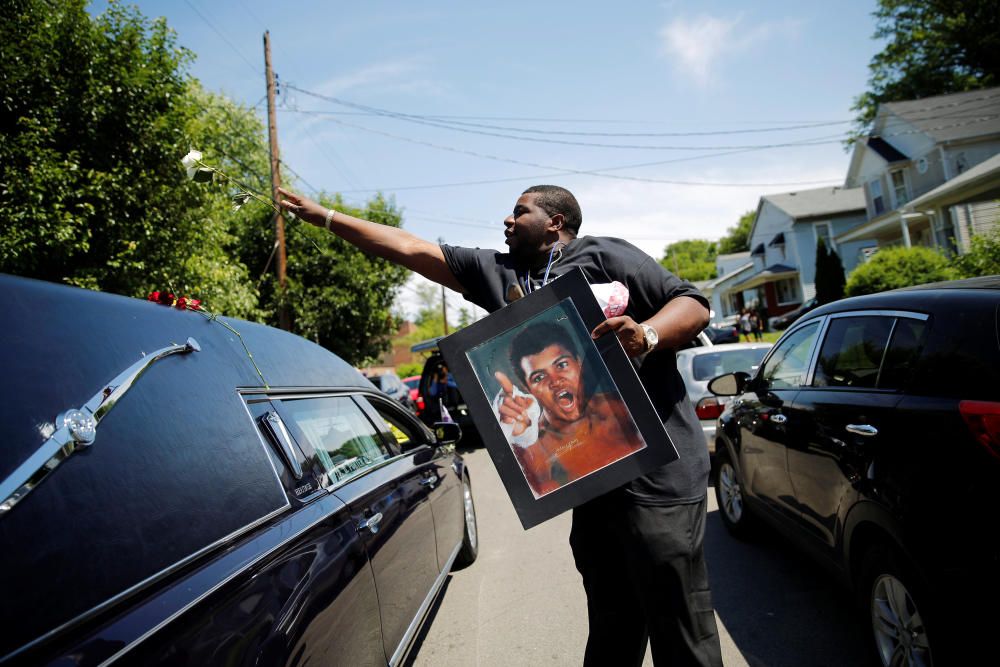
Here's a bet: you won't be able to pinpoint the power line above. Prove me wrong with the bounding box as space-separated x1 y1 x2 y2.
283 86 854 137
279 112 843 187
284 88 849 151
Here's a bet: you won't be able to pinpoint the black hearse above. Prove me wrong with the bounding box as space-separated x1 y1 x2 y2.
0 275 477 665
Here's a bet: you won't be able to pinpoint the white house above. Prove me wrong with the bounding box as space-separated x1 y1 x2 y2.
840 87 1000 252
714 186 869 323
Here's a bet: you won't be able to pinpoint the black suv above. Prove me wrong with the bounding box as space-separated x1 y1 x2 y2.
709 276 999 667
0 275 477 666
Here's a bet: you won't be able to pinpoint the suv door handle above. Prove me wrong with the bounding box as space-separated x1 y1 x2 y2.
358 512 383 534
771 414 788 424
846 424 878 437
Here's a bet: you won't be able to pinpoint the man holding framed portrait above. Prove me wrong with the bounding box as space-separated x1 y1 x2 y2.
279 184 723 667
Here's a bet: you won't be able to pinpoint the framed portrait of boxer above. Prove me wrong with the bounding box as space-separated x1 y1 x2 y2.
439 268 678 529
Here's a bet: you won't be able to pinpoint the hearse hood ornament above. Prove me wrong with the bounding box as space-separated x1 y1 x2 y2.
0 338 201 517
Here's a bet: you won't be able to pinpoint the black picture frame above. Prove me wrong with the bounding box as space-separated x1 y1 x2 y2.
439 268 678 529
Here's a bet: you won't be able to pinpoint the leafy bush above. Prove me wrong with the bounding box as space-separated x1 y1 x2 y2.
951 229 1000 278
845 246 956 296
396 362 424 379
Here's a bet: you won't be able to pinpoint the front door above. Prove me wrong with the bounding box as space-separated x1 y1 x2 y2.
735 321 820 519
787 314 926 551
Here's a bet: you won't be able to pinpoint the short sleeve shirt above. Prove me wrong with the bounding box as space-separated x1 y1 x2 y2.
442 236 711 506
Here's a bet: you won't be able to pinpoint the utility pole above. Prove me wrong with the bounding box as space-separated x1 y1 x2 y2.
264 31 289 330
438 237 449 335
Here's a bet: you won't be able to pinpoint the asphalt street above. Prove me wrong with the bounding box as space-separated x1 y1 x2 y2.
407 446 875 667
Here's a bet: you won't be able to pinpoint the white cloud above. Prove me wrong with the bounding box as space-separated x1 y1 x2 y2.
658 14 802 85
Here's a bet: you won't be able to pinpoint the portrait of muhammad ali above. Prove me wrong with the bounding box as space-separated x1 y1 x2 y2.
467 300 646 498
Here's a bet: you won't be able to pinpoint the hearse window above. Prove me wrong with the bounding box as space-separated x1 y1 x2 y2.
278 397 392 486
759 321 819 390
812 316 893 389
362 398 428 452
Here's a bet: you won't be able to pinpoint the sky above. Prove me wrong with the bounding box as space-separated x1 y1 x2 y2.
93 0 882 321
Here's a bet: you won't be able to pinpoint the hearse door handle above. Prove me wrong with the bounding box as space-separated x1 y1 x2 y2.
846 424 878 437
771 414 788 424
420 474 439 487
358 512 384 534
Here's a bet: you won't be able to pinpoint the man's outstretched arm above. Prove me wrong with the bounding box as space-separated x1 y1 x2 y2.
279 187 465 294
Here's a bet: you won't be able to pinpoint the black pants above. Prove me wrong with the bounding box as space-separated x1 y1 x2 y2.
569 497 722 667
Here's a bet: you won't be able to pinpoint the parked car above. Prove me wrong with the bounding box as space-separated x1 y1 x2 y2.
703 323 741 344
402 374 424 413
708 276 1000 666
678 330 714 350
770 296 819 330
366 370 417 411
675 342 772 454
0 275 478 666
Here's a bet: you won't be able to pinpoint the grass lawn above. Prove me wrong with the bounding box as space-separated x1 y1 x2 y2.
734 331 784 344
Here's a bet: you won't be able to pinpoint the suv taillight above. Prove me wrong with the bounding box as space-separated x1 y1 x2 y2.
960 400 1000 460
696 397 725 420
416 394 425 414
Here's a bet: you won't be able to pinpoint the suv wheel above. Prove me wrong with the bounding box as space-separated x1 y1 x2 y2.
454 472 478 568
862 545 934 667
714 449 753 538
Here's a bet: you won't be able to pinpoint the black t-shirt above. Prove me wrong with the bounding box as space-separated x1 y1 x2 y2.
442 236 710 506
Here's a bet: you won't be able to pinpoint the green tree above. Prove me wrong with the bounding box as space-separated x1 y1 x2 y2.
845 246 956 296
951 228 1000 277
717 210 755 255
851 0 1000 136
0 0 411 364
660 239 717 281
814 237 846 304
0 0 262 315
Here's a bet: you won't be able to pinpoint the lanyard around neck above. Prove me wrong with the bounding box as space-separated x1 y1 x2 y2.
523 242 566 294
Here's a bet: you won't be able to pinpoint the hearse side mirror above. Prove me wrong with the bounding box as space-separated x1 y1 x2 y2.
434 421 462 447
708 371 751 397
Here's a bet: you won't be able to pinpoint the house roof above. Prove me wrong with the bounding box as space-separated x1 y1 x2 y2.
763 186 866 219
731 264 799 291
704 261 755 290
866 136 909 163
881 87 1000 143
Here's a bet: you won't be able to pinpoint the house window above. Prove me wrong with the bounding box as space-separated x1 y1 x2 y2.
890 170 908 207
869 179 885 215
775 278 799 305
814 222 835 252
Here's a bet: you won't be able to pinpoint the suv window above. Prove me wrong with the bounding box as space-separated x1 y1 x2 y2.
813 316 894 389
878 317 929 390
759 321 819 390
278 397 393 486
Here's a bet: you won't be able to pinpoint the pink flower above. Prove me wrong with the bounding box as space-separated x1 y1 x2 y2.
147 291 160 302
